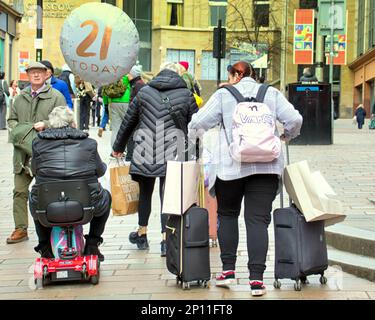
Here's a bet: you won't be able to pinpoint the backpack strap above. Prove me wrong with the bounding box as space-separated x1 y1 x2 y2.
221 85 248 103
255 84 270 103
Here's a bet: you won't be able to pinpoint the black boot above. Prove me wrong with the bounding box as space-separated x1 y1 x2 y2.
34 242 54 259
84 235 104 262
129 232 149 250
160 240 167 257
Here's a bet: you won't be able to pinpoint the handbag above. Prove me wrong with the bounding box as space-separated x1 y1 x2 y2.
159 91 198 161
109 159 139 216
9 123 38 156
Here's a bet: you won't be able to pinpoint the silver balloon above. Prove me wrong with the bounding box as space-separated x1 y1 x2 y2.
60 3 139 87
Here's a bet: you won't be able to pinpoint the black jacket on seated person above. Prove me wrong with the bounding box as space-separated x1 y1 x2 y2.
112 69 198 178
29 126 109 219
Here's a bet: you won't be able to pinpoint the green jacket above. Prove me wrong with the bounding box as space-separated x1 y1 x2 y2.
104 75 131 104
7 84 66 174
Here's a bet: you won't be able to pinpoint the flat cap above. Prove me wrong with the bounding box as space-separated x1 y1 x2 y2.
25 61 48 72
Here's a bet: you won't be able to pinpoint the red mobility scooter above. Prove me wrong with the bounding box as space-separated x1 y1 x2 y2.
33 180 100 288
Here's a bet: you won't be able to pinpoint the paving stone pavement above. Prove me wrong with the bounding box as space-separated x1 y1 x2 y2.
0 119 374 300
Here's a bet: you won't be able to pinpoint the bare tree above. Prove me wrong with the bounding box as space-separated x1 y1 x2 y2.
225 0 295 67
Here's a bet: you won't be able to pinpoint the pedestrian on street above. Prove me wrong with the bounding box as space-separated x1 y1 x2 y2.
59 64 77 98
299 67 318 82
9 80 21 108
355 104 366 129
0 71 10 130
76 80 94 132
29 106 111 260
6 62 66 244
103 75 131 149
97 87 109 137
188 60 303 296
112 62 198 256
40 60 73 109
126 64 146 161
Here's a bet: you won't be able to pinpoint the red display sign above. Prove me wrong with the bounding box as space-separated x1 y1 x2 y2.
293 9 315 65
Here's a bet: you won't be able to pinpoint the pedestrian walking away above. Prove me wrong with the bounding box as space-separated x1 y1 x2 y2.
112 62 198 257
6 61 66 244
355 104 366 129
188 60 303 296
126 64 146 161
102 75 131 149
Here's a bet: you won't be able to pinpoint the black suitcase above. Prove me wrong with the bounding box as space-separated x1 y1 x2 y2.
165 206 211 290
273 206 328 291
273 142 328 291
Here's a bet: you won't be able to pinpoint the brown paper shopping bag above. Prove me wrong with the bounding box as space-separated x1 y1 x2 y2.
162 161 200 215
110 161 139 216
284 160 346 226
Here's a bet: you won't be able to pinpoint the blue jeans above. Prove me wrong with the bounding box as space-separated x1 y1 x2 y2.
100 104 109 129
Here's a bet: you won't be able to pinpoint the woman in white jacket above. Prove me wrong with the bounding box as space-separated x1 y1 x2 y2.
188 61 303 296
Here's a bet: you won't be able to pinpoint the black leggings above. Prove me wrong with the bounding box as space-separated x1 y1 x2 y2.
215 174 278 281
134 175 167 233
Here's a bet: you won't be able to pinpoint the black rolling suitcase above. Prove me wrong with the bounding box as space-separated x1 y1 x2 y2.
165 205 211 290
273 143 328 291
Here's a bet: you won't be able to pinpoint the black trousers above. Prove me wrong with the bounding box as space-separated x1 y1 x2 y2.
134 175 167 233
34 189 111 244
215 174 278 281
79 95 91 130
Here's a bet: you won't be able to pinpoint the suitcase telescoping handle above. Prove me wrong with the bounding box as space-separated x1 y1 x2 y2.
280 137 292 209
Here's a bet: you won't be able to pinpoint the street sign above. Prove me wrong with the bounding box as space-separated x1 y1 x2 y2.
34 38 43 50
318 0 346 36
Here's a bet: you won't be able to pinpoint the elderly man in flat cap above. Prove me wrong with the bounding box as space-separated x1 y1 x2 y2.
6 61 66 244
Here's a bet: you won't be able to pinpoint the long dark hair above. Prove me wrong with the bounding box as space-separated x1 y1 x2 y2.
0 72 5 80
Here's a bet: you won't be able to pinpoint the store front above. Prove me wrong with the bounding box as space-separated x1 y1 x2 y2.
349 48 375 118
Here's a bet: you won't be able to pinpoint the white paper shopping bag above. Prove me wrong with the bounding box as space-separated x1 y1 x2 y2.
284 160 345 225
162 161 200 215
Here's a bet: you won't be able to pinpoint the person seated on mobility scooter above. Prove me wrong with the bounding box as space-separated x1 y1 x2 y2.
29 106 111 285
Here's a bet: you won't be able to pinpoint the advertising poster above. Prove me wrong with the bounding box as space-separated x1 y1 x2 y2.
293 9 315 65
18 51 30 81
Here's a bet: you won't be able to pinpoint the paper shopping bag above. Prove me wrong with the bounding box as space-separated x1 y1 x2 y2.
284 160 346 226
110 161 139 216
162 161 200 215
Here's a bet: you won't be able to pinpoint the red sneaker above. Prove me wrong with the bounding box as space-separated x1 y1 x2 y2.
216 270 236 287
250 280 266 296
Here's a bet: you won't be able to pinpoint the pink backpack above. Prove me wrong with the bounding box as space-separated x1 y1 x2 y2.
222 84 281 163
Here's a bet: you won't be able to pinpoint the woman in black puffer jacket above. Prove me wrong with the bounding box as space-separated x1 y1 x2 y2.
112 62 198 256
30 106 111 261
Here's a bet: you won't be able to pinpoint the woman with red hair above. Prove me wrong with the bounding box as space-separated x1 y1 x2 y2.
188 61 302 296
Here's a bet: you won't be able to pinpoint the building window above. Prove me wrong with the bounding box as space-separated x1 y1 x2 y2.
101 0 117 5
167 49 196 75
123 0 152 71
357 0 365 56
209 0 227 27
369 0 375 49
167 0 183 26
299 0 317 9
253 1 270 28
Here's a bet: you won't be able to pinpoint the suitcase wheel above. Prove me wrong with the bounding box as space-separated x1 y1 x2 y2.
182 282 191 290
319 275 327 285
300 276 309 285
210 239 218 247
273 280 282 289
294 280 302 291
198 280 210 288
